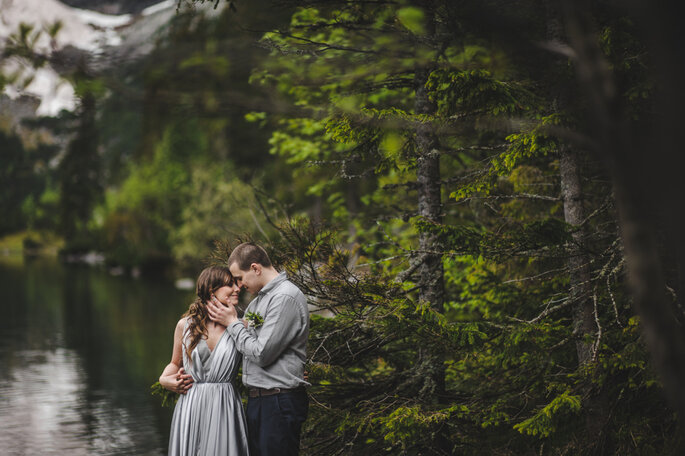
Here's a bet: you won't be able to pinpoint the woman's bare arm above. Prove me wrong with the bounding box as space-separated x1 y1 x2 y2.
159 318 194 394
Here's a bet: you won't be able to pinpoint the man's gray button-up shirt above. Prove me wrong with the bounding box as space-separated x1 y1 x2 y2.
227 272 310 389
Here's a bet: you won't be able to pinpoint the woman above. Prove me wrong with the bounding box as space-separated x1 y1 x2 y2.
159 266 249 456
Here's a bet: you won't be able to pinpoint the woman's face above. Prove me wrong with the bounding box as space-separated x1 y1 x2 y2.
212 282 240 306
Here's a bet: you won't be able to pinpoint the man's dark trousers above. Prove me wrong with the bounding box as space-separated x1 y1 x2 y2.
246 388 309 456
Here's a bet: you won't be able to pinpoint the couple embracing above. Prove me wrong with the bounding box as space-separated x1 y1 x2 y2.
159 242 309 456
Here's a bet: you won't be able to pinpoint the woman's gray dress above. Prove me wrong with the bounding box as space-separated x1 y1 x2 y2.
168 324 250 455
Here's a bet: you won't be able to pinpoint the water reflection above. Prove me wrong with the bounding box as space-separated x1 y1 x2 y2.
0 256 193 455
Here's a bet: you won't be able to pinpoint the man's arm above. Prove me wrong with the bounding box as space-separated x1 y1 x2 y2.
229 295 303 367
207 297 246 327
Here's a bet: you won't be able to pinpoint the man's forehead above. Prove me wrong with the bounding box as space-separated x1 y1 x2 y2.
228 263 248 275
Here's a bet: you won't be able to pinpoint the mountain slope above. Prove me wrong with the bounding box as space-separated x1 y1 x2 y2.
0 0 181 116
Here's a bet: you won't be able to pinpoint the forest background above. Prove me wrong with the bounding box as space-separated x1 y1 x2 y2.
2 0 685 454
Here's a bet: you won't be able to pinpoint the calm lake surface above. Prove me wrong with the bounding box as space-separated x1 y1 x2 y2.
0 255 194 455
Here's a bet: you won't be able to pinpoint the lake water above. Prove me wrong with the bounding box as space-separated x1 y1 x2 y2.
0 255 195 455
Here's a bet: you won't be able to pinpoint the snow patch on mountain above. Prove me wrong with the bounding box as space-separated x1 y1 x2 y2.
142 0 175 17
0 0 129 53
3 67 77 115
0 0 179 116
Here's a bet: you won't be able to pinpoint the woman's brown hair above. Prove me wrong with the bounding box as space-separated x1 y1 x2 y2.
182 266 234 361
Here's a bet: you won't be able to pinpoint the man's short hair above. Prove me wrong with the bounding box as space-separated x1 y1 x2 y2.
228 242 273 271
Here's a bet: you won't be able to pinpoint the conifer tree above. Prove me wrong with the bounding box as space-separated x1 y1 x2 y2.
237 0 681 453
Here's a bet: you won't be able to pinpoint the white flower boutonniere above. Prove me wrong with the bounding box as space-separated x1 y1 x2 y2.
245 311 264 329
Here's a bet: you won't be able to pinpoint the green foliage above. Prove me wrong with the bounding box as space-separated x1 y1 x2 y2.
170 168 273 269
0 127 46 235
513 391 581 438
427 69 533 117
5 0 677 453
57 95 103 248
414 216 571 261
396 7 426 35
150 381 179 408
243 3 679 454
100 123 195 266
374 404 467 450
450 114 561 201
501 115 562 171
244 311 265 328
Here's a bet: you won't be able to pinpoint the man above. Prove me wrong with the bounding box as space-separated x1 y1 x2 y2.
207 242 309 456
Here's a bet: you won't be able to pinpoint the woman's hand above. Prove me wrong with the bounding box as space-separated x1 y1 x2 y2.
160 367 194 394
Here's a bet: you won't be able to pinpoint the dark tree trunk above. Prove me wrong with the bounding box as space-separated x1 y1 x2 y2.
547 2 609 449
559 145 596 366
561 0 685 424
412 63 452 455
412 68 446 403
559 144 610 452
408 8 445 414
58 91 101 243
415 67 445 314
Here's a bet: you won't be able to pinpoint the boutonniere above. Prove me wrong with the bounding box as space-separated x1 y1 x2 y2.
245 311 265 329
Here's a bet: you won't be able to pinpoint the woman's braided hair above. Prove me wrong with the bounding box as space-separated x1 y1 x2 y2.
182 266 234 361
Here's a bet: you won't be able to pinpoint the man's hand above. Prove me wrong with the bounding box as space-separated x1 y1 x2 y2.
160 367 194 394
207 295 239 326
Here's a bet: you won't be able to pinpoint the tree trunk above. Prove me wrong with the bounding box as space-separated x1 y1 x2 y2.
559 144 610 452
561 0 685 424
559 145 596 366
411 68 446 403
58 91 101 243
415 67 445 314
547 2 608 449
413 62 453 455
